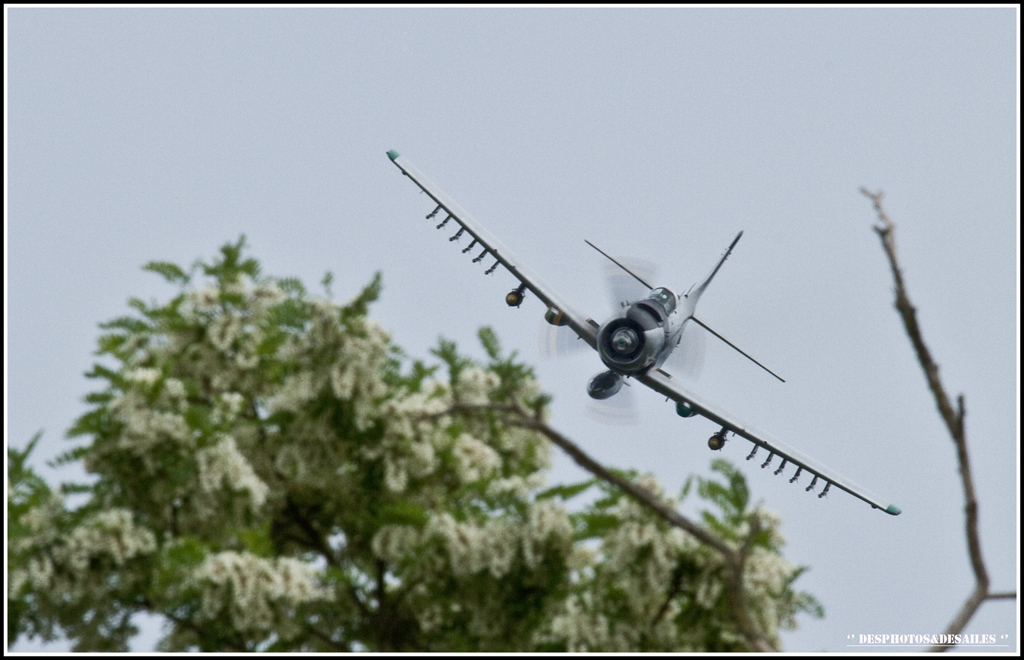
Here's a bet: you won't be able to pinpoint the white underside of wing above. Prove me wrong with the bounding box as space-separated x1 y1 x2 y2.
637 367 901 515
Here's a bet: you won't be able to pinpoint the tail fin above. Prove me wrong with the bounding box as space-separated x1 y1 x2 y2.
686 231 743 301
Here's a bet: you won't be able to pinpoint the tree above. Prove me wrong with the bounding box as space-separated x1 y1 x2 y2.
861 190 1016 652
7 237 820 652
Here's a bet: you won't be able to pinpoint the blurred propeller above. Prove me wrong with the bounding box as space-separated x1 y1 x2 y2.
584 379 639 425
539 255 678 425
538 319 589 358
662 320 706 381
602 257 659 310
539 256 660 360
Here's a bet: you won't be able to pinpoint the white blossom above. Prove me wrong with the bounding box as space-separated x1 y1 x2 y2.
212 391 246 425
235 333 262 369
274 443 307 481
485 475 530 499
455 367 499 405
197 435 269 509
427 512 481 576
162 377 188 411
192 551 330 636
110 392 192 455
522 499 573 568
383 457 409 493
62 509 157 572
405 438 437 477
481 518 519 578
251 283 285 309
222 274 247 296
371 525 421 564
267 371 317 413
451 433 501 483
191 285 220 311
329 362 357 400
208 313 242 351
125 367 161 386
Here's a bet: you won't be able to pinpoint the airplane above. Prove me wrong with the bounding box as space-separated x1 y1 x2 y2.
386 150 901 516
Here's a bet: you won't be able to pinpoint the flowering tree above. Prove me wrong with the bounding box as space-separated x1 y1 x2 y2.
8 238 820 652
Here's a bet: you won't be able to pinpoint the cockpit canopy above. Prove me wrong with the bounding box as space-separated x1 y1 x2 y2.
646 287 677 315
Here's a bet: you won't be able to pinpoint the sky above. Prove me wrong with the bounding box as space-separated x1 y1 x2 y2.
6 7 1018 653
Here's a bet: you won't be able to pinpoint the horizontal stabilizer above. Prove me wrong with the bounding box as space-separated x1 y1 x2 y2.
690 316 785 383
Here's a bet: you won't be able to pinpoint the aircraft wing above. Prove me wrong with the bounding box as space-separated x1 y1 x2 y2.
387 150 600 349
637 367 902 516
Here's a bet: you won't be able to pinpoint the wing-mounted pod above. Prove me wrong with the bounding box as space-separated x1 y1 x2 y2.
708 426 729 450
587 370 625 400
506 283 527 307
676 400 698 418
544 308 569 326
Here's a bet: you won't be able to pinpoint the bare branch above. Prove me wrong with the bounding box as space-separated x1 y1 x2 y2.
986 592 1016 600
861 188 963 438
860 188 1015 652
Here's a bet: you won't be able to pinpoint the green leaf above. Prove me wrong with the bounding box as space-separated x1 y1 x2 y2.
478 326 501 361
341 271 382 321
536 479 597 501
66 408 113 439
127 297 150 315
431 337 472 385
166 536 208 567
84 363 120 382
98 316 150 334
240 525 275 558
8 433 54 531
321 271 334 298
276 277 306 296
573 511 621 539
143 261 190 285
8 431 43 475
377 500 428 528
48 445 90 468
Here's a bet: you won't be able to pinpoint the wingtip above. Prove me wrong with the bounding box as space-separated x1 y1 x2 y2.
885 504 902 516
387 150 401 161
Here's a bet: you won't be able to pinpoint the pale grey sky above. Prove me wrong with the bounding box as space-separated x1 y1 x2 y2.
7 7 1018 652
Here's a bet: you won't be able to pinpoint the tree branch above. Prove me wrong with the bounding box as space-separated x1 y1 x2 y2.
304 621 349 652
860 188 1015 652
141 597 247 653
441 400 776 652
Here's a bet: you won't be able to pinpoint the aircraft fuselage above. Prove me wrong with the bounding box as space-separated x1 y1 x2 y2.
596 287 694 376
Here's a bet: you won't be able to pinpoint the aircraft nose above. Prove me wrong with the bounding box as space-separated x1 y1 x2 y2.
611 327 639 354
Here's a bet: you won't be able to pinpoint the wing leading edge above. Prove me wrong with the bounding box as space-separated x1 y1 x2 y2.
387 150 598 349
638 367 902 515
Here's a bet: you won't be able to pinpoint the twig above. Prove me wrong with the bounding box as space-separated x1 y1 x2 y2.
860 188 1015 652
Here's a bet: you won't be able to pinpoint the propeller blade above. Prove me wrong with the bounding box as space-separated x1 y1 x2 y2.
664 321 706 380
584 383 638 426
540 255 656 361
601 257 660 310
538 321 589 359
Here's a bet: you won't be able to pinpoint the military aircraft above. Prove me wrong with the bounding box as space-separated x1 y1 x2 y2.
386 150 901 516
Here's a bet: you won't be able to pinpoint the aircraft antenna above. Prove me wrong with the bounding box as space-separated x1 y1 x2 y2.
584 240 653 290
690 316 786 382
